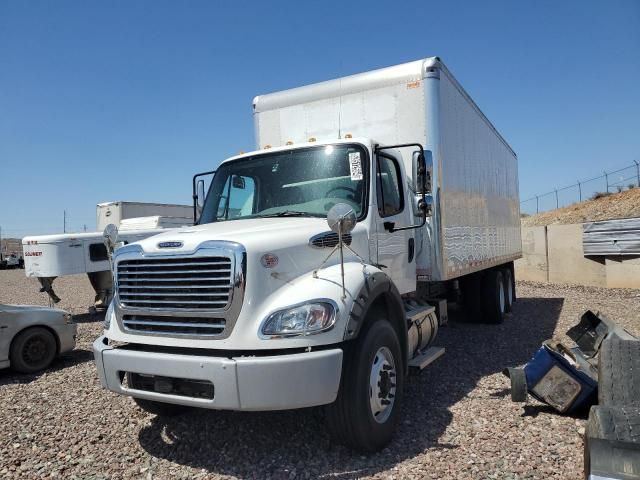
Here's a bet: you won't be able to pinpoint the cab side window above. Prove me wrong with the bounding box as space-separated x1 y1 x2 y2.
376 154 403 217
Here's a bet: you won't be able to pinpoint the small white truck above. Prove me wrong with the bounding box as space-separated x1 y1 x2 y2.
94 57 521 451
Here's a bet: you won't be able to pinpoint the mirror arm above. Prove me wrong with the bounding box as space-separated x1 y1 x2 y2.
192 170 216 224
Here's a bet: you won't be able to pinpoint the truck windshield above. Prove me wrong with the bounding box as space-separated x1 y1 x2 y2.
198 144 368 224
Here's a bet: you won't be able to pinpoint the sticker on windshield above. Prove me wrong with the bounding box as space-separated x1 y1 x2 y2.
349 152 363 181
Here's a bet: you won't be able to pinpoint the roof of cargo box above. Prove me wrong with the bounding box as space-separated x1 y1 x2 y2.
253 58 437 112
253 57 515 156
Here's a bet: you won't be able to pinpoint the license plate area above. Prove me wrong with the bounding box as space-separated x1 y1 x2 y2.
124 372 215 400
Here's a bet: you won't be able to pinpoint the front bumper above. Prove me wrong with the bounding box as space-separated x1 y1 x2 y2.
55 323 77 354
93 336 343 411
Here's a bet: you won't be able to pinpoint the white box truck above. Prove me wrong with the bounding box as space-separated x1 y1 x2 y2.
94 57 521 451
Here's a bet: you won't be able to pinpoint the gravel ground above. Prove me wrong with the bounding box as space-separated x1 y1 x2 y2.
1 269 639 479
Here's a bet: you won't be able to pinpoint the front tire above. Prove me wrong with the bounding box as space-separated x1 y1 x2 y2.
10 327 57 373
326 310 404 452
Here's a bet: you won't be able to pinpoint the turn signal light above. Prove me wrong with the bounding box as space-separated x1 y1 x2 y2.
264 144 272 149
344 133 352 139
308 137 316 142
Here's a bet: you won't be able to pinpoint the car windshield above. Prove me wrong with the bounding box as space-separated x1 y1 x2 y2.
198 144 368 224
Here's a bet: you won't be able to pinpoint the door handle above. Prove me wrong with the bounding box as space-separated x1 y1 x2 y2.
408 238 415 263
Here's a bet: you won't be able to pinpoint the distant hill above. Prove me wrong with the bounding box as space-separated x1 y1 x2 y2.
522 188 640 227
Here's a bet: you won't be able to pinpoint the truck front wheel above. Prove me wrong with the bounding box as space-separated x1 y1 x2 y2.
326 311 404 452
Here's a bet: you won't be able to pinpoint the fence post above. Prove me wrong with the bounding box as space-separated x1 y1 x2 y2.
635 160 640 187
578 181 582 202
536 195 539 213
604 171 609 192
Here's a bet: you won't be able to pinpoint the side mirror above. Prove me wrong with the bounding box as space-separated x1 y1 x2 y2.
415 194 434 217
103 224 119 254
232 175 245 190
412 150 433 194
326 203 357 235
196 179 206 221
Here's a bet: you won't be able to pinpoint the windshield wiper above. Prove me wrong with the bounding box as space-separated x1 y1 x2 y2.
255 211 319 218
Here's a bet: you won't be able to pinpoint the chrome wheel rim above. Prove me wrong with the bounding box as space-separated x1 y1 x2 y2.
369 346 397 424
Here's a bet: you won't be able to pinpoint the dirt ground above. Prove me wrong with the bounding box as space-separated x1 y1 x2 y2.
1 269 639 479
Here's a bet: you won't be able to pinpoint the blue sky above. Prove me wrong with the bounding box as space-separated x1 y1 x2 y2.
1 0 639 237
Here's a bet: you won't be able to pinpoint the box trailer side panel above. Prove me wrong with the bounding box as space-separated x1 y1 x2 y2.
96 202 192 231
435 69 521 280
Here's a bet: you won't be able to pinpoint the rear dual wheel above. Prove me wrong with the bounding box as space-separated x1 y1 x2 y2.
461 265 515 324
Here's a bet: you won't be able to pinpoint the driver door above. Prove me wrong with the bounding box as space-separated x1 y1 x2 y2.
373 151 416 294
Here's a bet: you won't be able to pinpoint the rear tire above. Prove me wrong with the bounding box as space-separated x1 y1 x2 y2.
133 398 190 417
10 327 57 373
502 267 514 313
460 273 483 322
482 270 506 324
326 309 404 452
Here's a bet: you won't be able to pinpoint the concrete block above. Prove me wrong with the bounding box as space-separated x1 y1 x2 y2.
547 224 606 287
515 226 548 282
606 256 640 289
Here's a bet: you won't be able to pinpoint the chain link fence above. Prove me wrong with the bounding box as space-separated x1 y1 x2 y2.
520 161 640 215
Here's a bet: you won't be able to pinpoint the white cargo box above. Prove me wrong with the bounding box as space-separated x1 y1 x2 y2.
254 57 521 281
96 201 192 231
119 216 191 231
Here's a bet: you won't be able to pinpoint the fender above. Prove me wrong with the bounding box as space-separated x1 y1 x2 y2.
344 270 408 369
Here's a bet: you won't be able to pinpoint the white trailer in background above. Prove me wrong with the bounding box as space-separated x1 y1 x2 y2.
23 202 192 307
97 202 192 231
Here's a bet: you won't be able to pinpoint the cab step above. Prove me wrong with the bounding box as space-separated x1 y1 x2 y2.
408 346 445 371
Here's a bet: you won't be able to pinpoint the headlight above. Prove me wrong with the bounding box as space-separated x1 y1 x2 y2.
104 301 114 330
261 301 337 337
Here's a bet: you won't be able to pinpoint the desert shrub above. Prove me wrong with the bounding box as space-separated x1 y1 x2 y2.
591 191 612 200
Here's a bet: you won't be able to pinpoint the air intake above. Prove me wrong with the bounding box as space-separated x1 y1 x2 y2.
309 232 353 249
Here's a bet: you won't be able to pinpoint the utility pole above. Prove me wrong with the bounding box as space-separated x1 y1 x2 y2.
63 210 67 233
577 181 582 202
536 195 539 214
635 160 640 187
604 171 609 193
83 224 87 232
555 189 559 209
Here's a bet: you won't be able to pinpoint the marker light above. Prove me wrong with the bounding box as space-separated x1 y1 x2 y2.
286 141 293 145
344 133 352 139
264 144 272 149
308 137 316 142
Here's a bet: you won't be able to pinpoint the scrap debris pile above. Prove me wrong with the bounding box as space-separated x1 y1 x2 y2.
505 310 640 479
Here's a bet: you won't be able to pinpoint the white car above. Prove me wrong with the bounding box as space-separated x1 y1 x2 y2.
0 305 77 373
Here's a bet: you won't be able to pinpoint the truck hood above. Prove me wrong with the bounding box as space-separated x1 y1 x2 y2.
131 217 337 254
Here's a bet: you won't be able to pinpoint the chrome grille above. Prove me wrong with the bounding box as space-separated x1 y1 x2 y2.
122 315 225 336
117 256 233 310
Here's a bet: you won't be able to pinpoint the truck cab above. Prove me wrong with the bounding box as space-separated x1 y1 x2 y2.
94 57 521 452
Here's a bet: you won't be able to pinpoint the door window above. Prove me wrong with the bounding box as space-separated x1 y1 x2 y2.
216 175 256 220
376 154 403 217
